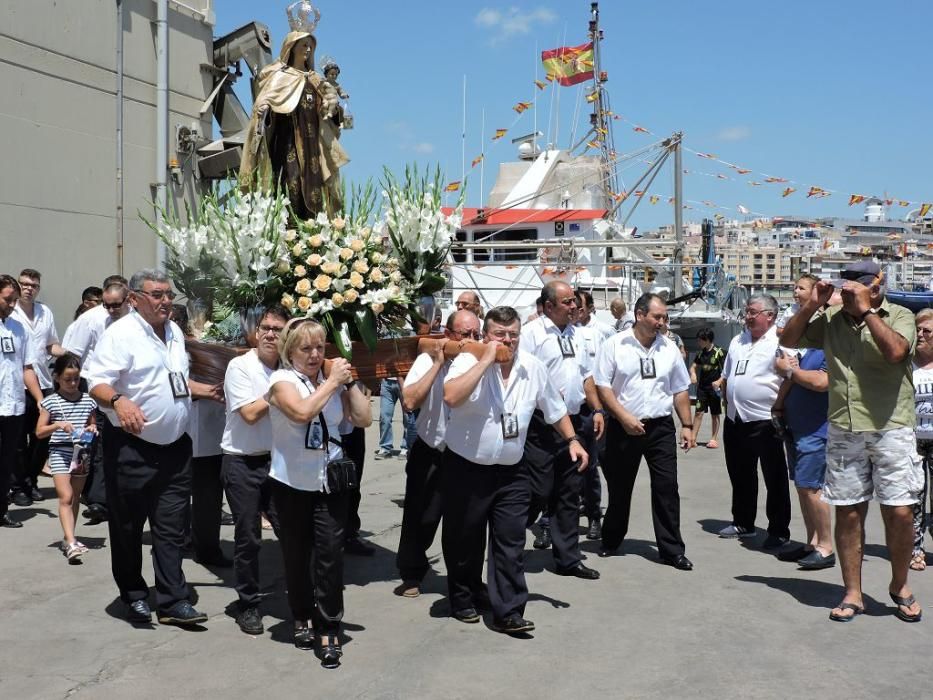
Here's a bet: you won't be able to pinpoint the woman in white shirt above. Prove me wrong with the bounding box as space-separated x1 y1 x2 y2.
267 318 371 669
911 309 933 572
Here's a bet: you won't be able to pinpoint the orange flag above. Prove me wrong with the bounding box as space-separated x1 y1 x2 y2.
492 128 508 141
735 168 751 175
920 203 932 218
445 181 461 192
534 79 548 90
848 194 866 206
586 140 601 150
764 177 788 183
471 154 484 168
513 102 532 114
807 186 828 198
782 187 796 197
632 125 650 133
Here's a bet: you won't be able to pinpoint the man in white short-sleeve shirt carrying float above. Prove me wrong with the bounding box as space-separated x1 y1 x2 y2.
594 293 695 571
86 269 219 628
442 305 588 635
394 309 481 599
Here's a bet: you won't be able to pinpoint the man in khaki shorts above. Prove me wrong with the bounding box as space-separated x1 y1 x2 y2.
781 260 923 623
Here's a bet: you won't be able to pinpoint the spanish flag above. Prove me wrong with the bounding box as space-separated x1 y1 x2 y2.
920 203 932 218
492 128 508 141
534 79 548 90
445 181 461 193
782 187 796 198
471 154 484 168
541 42 595 86
513 101 532 114
848 194 866 206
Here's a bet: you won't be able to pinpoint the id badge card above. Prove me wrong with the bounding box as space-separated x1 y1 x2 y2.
305 421 324 450
1 336 14 355
501 412 519 439
734 359 749 376
169 371 190 398
640 358 656 379
557 336 576 358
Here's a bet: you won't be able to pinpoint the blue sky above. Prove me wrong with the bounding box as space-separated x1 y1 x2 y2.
216 1 932 229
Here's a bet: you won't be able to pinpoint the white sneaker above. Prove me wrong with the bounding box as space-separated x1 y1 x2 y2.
718 524 755 539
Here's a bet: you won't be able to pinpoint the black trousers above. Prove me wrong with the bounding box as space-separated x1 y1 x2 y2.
396 438 445 582
104 429 193 609
342 426 365 537
14 389 52 493
601 416 686 560
221 453 280 608
83 410 110 512
191 454 224 558
525 411 583 570
723 417 791 539
271 479 346 635
442 449 529 622
0 414 25 517
579 410 603 519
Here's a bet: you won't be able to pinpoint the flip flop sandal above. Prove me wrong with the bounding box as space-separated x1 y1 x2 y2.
889 592 922 623
828 602 863 622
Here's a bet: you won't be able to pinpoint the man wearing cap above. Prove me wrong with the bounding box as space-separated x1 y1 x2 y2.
781 260 923 623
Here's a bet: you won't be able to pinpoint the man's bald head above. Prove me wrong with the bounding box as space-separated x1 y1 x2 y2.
455 291 482 316
446 309 481 340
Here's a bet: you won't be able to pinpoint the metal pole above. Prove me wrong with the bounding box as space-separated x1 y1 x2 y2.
673 132 684 297
115 0 125 274
155 0 169 268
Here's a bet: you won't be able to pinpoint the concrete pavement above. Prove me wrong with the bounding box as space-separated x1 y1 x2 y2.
0 417 930 699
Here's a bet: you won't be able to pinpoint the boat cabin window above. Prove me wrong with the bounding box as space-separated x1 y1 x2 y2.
471 228 539 263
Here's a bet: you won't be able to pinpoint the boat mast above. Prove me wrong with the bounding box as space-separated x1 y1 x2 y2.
673 131 684 297
588 2 619 208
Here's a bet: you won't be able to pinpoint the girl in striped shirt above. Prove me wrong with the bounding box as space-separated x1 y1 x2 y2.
35 354 98 563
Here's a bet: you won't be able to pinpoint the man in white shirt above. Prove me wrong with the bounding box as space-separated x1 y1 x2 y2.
717 293 791 549
220 304 288 635
594 293 695 570
610 297 634 331
443 306 588 635
395 309 481 598
10 268 65 505
576 289 616 341
86 269 215 627
520 282 602 580
79 279 132 525
62 275 128 367
0 275 44 528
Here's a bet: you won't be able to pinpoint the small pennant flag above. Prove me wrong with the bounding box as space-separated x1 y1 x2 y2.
471 154 484 168
782 187 796 197
534 79 548 90
513 102 532 114
848 194 866 206
920 203 932 218
807 186 828 198
696 152 716 160
545 73 556 82
899 200 911 207
701 200 714 206
492 128 508 141
595 126 608 136
649 195 659 205
885 199 894 206
737 204 750 215
610 191 627 202
714 213 725 221
633 190 645 197
445 181 461 192
633 125 650 133
586 139 601 149
586 90 599 103
735 168 751 175
749 181 762 187
716 174 728 180
764 177 789 183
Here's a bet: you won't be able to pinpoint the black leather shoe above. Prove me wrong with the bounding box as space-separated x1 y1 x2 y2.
586 519 602 540
126 599 152 623
493 615 535 635
236 606 264 635
1 514 22 528
320 636 342 669
662 554 694 571
83 504 108 524
344 535 375 556
533 526 552 550
762 535 789 551
294 621 315 649
157 600 208 626
598 544 621 558
29 486 44 502
10 492 32 507
195 551 233 568
451 607 480 624
555 563 601 580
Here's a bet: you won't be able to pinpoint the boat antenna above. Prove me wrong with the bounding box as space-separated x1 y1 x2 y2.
461 74 467 184
587 3 620 210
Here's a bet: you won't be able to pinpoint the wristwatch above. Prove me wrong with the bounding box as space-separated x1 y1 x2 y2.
110 393 123 407
567 435 582 445
859 308 878 321
593 409 607 416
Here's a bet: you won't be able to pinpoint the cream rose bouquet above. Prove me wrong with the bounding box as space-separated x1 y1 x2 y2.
279 205 411 358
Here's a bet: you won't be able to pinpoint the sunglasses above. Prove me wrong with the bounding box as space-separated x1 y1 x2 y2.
103 300 126 310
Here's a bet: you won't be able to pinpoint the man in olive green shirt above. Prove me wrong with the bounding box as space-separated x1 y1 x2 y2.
781 261 923 624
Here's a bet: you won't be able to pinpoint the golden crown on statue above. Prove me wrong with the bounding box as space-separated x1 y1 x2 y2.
286 1 321 34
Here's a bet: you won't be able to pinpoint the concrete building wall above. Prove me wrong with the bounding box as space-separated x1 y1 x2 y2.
0 0 214 333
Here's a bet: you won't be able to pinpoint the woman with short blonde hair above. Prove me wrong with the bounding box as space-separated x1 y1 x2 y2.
267 317 371 668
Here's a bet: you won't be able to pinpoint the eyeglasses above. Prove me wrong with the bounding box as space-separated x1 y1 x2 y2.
489 330 520 340
103 300 126 310
19 281 39 289
455 301 476 309
744 308 770 319
259 324 285 335
450 329 481 340
133 288 176 302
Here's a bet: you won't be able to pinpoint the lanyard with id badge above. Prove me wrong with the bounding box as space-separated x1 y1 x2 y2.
0 334 13 355
136 315 189 398
295 371 358 492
